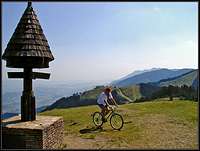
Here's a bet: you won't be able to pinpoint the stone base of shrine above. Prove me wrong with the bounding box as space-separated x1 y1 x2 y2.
2 115 64 149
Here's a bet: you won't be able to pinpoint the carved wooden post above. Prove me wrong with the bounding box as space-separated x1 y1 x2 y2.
21 68 34 121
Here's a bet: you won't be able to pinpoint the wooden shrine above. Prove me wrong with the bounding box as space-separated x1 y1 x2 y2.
2 2 64 149
2 1 54 121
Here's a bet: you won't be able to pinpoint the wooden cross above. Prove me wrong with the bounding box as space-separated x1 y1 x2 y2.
8 68 50 121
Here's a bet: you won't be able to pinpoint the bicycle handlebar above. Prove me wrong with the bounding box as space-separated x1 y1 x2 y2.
107 105 117 111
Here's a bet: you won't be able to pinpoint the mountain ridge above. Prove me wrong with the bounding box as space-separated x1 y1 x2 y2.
111 68 162 85
111 68 195 87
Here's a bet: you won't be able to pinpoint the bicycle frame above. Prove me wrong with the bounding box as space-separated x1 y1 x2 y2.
104 107 115 120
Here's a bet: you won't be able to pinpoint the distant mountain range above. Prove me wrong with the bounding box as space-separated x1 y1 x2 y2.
44 68 198 112
111 68 161 84
111 68 194 87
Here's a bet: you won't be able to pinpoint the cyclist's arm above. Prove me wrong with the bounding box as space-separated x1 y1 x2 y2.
104 98 110 107
111 98 118 106
109 92 118 106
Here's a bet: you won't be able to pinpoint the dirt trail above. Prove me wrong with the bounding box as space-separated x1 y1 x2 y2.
136 114 198 149
63 134 108 149
61 114 198 149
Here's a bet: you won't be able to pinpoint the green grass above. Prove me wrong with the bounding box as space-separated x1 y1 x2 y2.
39 99 198 149
125 99 197 126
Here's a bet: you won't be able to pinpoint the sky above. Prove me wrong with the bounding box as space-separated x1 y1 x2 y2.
2 2 198 83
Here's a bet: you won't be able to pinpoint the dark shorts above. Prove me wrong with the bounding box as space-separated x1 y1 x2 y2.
98 104 107 109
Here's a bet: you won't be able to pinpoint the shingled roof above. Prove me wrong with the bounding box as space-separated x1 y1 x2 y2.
2 2 54 62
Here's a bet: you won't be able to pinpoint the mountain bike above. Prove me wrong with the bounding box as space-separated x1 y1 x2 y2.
92 105 124 130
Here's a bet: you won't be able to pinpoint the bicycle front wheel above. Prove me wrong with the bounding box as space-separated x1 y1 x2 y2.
93 112 103 127
110 113 124 130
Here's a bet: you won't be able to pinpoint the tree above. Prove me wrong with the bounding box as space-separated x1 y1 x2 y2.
150 85 197 101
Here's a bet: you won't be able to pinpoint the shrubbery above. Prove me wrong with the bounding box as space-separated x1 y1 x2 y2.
150 85 197 101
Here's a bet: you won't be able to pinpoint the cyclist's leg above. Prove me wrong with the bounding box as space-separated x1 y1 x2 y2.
101 105 108 122
103 105 110 122
104 105 109 116
98 104 106 117
102 107 106 116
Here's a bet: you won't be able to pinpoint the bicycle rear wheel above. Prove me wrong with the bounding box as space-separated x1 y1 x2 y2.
110 113 124 130
93 112 103 127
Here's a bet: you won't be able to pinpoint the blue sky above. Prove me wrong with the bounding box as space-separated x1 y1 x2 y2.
2 2 198 83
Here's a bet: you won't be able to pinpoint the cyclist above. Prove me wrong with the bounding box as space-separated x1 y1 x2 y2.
97 87 118 122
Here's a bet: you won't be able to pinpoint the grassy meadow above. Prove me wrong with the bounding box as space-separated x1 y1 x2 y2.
39 99 198 149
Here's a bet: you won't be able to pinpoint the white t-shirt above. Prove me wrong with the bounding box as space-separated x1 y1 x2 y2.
97 92 113 105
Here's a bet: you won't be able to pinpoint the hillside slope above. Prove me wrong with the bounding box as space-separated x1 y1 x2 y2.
119 83 161 101
158 70 198 88
45 86 133 111
45 70 198 111
40 100 198 149
44 69 198 112
119 70 198 101
112 68 194 87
